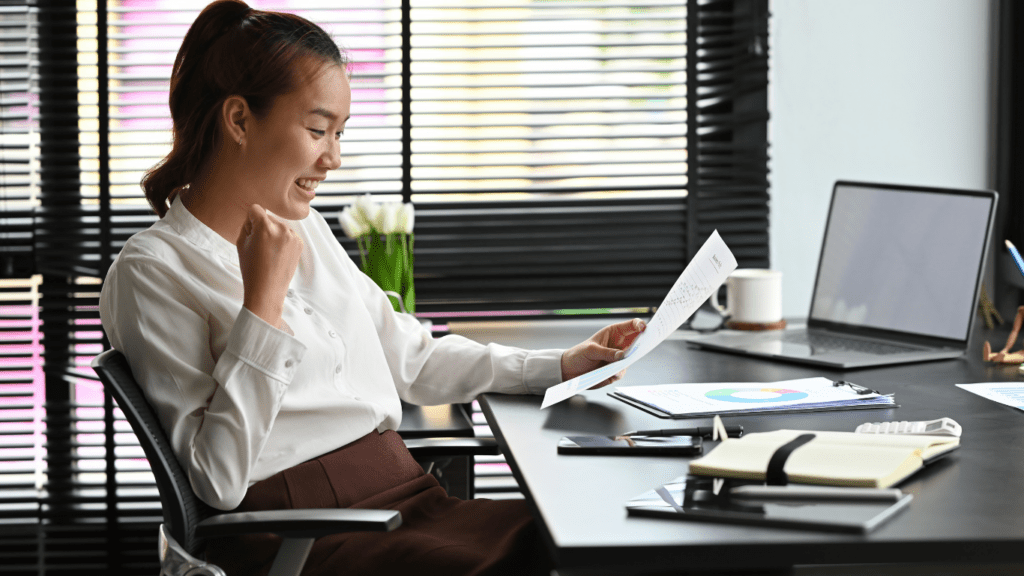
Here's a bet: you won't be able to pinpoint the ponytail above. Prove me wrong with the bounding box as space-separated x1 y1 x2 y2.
142 0 345 217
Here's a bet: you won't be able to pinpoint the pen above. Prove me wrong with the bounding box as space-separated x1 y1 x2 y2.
730 485 903 502
1007 240 1024 280
622 425 744 438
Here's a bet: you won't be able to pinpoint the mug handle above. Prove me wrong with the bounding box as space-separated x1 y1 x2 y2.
710 287 730 318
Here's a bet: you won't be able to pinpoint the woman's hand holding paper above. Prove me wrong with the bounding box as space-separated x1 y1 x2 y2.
560 318 646 388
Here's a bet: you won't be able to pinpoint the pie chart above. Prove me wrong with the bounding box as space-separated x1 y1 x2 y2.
705 388 809 403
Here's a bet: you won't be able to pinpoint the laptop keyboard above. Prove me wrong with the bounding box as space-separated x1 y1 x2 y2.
781 332 923 355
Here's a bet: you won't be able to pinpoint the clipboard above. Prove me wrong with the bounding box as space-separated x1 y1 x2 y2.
608 377 897 419
609 390 898 419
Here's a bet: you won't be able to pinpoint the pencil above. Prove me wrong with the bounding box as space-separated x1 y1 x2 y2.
1007 240 1024 280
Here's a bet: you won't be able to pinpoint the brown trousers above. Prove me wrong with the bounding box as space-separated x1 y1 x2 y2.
204 430 553 576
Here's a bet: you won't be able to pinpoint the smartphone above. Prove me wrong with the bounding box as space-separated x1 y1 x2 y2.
557 435 703 456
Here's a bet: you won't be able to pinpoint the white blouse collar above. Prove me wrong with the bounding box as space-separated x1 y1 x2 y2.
164 194 239 265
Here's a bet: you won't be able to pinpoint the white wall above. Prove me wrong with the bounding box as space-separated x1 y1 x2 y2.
768 0 995 317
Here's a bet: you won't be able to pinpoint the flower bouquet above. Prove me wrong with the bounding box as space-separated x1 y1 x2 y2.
338 195 416 314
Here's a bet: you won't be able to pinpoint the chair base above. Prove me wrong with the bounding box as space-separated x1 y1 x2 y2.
159 523 226 576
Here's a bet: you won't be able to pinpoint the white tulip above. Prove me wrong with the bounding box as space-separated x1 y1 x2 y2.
396 202 415 234
377 202 399 234
338 208 368 238
392 202 407 234
353 194 381 231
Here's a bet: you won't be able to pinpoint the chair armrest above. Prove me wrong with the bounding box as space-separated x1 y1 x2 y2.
403 437 500 457
195 508 401 540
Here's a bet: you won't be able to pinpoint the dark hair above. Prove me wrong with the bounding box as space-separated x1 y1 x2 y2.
142 0 346 217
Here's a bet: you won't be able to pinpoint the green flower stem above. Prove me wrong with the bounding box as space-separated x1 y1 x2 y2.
402 233 415 313
360 232 415 314
356 235 368 271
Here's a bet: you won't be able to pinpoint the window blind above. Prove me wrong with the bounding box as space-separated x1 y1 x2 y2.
0 1 35 279
387 0 691 318
686 0 769 268
89 0 769 318
0 3 41 575
0 0 770 571
91 0 696 320
0 278 42 575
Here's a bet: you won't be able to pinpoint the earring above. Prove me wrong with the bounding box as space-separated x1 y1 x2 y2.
237 136 242 146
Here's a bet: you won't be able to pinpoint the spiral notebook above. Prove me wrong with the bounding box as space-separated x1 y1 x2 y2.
610 377 896 419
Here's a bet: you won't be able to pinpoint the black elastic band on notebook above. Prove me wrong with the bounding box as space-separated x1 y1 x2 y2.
765 433 816 486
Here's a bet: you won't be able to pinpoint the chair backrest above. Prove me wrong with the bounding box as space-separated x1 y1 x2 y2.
91 349 219 557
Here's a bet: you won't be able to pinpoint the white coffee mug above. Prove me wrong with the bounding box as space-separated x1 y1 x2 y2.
710 269 783 325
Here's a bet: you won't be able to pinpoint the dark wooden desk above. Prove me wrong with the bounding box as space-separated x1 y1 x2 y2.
454 320 1024 575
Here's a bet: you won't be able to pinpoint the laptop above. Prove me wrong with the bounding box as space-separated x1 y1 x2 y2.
686 180 998 369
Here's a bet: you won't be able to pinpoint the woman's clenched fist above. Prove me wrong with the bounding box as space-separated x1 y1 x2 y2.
236 204 303 328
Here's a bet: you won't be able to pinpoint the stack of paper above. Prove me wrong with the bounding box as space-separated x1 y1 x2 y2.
955 382 1024 410
610 377 895 418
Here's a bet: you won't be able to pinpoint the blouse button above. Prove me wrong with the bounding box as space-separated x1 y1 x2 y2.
334 364 342 374
304 307 313 315
285 359 295 368
328 330 337 338
286 289 295 298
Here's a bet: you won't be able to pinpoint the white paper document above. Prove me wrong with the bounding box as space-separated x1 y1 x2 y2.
540 230 737 409
955 382 1024 410
611 377 895 417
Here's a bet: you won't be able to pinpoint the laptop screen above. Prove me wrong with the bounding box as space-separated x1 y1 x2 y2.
809 183 994 342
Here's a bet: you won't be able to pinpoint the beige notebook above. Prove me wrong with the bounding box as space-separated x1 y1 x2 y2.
687 430 959 489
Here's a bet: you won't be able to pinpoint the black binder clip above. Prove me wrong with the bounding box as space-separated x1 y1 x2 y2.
832 380 880 395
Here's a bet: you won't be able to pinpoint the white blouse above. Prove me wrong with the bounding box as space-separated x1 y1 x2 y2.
99 197 564 510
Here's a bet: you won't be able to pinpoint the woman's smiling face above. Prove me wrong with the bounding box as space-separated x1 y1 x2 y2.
240 62 351 221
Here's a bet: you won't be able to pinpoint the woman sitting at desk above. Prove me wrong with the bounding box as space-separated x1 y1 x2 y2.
98 2 645 574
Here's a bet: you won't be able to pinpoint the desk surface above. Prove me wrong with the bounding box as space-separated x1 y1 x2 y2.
453 319 1024 573
397 401 474 439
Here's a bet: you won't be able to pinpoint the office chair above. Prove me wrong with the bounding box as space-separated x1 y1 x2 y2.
91 348 498 576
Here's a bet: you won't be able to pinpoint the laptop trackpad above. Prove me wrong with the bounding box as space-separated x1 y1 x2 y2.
695 332 839 358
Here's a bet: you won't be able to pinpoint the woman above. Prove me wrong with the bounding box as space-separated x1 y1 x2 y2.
99 1 645 575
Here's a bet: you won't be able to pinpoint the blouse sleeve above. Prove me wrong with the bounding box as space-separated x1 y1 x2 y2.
355 267 564 405
100 255 307 510
312 211 563 405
